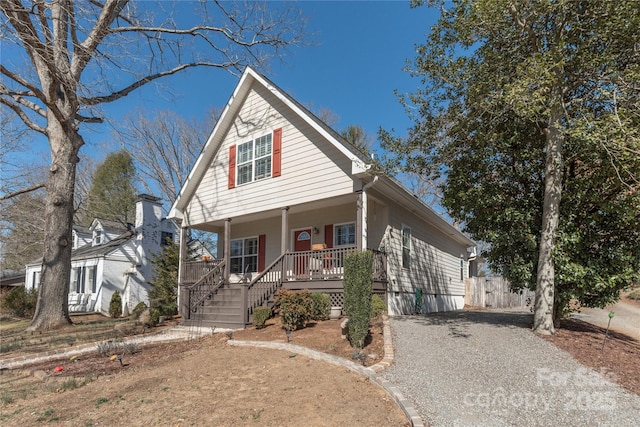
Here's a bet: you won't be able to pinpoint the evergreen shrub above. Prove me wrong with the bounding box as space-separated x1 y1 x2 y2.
275 289 313 331
252 306 272 329
109 291 122 318
1 286 37 318
343 251 373 350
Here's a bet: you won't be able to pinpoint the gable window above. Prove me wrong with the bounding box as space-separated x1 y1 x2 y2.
402 226 411 269
334 222 356 247
94 230 102 245
228 129 281 189
237 133 272 185
230 237 258 274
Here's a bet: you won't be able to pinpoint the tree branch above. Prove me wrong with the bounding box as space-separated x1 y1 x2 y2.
71 0 129 81
80 61 237 106
0 64 48 105
0 96 47 134
0 183 46 201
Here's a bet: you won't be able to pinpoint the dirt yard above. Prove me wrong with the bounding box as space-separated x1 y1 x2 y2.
1 300 639 426
1 316 404 426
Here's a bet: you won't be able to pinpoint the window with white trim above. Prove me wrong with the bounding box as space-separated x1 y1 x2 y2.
230 237 258 274
237 133 272 185
334 222 356 247
70 266 97 293
402 226 411 269
94 230 102 246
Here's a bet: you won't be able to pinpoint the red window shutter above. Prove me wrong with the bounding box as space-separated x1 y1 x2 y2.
228 145 236 189
258 234 266 272
324 225 333 248
273 128 282 177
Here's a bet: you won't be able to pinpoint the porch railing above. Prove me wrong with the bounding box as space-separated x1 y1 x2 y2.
181 247 388 325
181 260 225 318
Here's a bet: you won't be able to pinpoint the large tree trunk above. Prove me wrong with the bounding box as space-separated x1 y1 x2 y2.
533 102 564 335
28 120 82 331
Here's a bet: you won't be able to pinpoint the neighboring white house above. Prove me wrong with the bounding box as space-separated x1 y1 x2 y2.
168 67 476 325
26 194 180 316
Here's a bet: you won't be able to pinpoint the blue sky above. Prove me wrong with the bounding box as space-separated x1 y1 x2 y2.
92 1 440 156
4 1 441 177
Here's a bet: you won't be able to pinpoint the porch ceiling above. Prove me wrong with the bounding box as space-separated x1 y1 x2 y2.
190 193 358 230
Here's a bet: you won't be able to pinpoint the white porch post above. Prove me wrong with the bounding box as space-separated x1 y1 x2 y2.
281 206 289 254
224 218 231 283
356 191 363 251
178 225 188 318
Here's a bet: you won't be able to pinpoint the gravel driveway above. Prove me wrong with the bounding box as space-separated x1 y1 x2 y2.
385 309 640 427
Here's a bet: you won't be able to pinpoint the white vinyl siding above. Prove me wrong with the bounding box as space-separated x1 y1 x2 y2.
185 84 354 225
402 226 411 269
387 205 468 298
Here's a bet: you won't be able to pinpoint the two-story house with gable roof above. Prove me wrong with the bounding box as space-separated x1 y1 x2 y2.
168 67 477 329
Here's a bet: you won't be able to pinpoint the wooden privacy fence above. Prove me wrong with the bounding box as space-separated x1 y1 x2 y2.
465 277 535 309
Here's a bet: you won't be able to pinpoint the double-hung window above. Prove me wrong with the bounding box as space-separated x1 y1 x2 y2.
334 222 356 247
237 134 272 185
230 237 258 274
402 226 411 269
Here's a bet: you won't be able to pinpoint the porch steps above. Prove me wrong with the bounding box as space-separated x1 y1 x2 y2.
184 286 245 329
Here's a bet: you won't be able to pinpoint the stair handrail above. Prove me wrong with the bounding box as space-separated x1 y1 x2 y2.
186 260 226 312
246 252 287 291
241 252 288 323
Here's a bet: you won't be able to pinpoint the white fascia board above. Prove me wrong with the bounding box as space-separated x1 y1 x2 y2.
168 69 255 220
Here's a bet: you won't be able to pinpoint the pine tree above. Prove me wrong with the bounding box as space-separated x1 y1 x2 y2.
148 238 180 318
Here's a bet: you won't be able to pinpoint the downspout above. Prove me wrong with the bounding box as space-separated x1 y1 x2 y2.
361 175 379 251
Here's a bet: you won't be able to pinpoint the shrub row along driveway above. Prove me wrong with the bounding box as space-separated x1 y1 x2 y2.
385 309 640 427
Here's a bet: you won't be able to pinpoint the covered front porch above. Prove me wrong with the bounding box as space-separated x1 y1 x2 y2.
176 193 389 328
179 246 387 328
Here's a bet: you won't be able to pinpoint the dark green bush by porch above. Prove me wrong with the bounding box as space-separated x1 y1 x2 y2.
1 286 37 318
275 289 313 331
310 292 331 321
109 291 122 318
343 251 373 350
252 306 272 329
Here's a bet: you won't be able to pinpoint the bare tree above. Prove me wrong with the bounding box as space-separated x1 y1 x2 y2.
116 108 220 205
0 0 305 330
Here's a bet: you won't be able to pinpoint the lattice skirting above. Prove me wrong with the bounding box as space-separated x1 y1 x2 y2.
327 290 386 308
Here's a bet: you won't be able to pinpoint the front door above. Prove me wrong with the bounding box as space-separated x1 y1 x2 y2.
294 228 312 276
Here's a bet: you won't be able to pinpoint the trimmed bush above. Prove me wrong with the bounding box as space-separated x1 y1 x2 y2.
343 251 373 350
275 289 313 331
371 294 387 319
252 306 272 329
310 292 331 321
109 291 122 318
1 286 37 318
